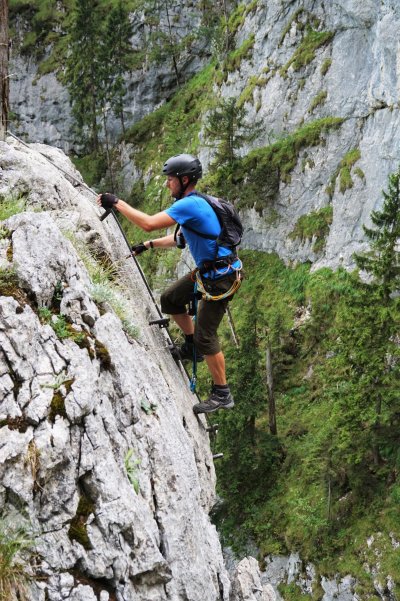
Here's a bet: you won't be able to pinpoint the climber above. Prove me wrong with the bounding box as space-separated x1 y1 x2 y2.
97 153 242 414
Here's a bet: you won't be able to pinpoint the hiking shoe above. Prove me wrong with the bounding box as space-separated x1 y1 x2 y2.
178 341 204 362
193 388 235 414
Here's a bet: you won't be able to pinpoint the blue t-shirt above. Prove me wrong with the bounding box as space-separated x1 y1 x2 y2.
165 192 240 278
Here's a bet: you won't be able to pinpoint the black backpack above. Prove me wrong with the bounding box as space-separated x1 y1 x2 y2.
181 191 243 250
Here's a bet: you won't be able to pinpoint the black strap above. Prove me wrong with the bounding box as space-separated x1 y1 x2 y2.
199 255 238 274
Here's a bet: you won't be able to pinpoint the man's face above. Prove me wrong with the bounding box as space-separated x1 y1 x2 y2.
166 174 189 198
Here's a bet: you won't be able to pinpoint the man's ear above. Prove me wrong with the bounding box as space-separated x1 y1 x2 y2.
182 175 190 186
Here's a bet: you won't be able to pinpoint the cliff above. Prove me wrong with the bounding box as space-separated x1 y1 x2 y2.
9 0 400 271
0 136 275 601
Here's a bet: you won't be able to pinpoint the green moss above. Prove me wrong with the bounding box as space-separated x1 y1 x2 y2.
308 90 327 113
289 206 333 252
225 35 255 73
280 28 334 78
354 167 366 182
0 416 29 433
0 195 26 220
208 117 343 211
68 493 95 550
321 58 332 76
326 148 361 197
94 339 112 370
124 63 215 177
238 73 271 108
278 582 312 601
227 1 258 36
49 391 67 423
278 8 306 46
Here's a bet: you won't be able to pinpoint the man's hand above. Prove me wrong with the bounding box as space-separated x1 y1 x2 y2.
131 242 148 256
98 193 118 209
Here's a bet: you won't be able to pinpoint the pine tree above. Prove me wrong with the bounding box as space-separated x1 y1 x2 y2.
64 0 104 151
354 168 400 300
204 97 262 167
102 1 133 134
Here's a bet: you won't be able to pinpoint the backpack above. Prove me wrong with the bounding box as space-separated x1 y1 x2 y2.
182 191 243 250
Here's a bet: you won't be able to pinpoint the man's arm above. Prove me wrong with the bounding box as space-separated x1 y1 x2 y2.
102 196 176 232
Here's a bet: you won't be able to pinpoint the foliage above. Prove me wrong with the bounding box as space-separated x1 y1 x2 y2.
63 0 106 151
280 27 334 78
124 449 140 493
354 167 400 299
68 494 95 549
326 148 361 197
289 206 333 252
320 58 332 76
204 97 262 167
0 518 34 601
0 195 26 220
202 117 344 210
308 90 327 113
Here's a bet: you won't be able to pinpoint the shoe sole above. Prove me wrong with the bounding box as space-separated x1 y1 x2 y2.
193 402 234 414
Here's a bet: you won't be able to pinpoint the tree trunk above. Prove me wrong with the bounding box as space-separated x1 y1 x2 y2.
0 0 9 141
266 345 277 435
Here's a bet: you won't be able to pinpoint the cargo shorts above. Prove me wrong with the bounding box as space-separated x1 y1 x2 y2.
160 271 239 356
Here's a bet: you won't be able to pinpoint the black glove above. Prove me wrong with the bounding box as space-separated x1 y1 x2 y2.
100 193 118 209
131 242 148 256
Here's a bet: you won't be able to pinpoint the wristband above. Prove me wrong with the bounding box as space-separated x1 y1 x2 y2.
149 241 154 249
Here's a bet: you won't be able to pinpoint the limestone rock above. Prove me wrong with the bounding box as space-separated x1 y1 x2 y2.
0 138 234 600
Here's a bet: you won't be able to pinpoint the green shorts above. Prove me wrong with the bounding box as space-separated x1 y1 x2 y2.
160 272 239 356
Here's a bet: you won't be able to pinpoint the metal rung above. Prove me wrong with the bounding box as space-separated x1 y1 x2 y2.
206 424 219 434
212 453 224 460
148 317 170 328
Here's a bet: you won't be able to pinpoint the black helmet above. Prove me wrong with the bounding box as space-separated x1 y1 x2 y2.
162 154 202 182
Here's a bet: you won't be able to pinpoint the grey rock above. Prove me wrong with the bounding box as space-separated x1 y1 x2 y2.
0 137 236 600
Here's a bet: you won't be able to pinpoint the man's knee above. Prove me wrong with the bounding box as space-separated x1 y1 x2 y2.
194 330 221 356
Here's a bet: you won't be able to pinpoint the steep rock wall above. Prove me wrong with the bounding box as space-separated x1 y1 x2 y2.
216 0 400 269
9 2 209 153
0 137 275 601
10 1 400 268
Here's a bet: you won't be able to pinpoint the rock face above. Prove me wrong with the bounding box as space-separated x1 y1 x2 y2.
9 2 209 154
10 0 400 271
216 0 400 270
0 137 275 601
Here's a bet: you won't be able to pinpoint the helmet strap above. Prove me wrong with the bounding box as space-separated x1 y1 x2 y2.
176 175 190 200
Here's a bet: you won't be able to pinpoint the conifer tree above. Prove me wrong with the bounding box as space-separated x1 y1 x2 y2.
64 0 104 151
354 168 400 300
205 97 262 167
102 1 133 134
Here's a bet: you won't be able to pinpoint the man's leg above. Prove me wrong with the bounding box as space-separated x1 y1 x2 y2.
204 351 226 385
171 312 194 335
193 277 236 414
160 274 203 360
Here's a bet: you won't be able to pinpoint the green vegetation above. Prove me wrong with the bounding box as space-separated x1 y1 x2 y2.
278 8 306 47
308 90 327 113
125 449 140 493
0 518 34 601
237 71 271 108
207 171 400 593
0 195 26 220
68 493 95 550
202 117 344 212
326 148 362 197
204 97 262 167
289 206 333 252
280 28 334 78
64 231 140 340
321 58 332 76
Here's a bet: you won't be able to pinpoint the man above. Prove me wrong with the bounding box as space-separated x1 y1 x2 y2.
98 153 241 414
